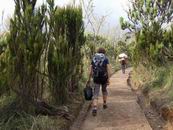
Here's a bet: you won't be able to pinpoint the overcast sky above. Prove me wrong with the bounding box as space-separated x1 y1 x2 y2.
0 0 129 36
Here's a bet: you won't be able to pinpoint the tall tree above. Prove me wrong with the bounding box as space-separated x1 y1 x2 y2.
120 0 173 32
0 33 10 96
47 0 85 105
8 0 47 112
120 0 173 65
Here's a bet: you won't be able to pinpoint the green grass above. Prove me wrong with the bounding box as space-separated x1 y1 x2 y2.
0 85 84 130
131 64 173 109
0 110 68 130
0 95 84 130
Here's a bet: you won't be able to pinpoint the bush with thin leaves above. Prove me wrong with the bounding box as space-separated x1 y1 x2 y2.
47 0 85 105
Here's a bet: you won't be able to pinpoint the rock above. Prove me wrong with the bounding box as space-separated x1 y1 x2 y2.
161 106 173 121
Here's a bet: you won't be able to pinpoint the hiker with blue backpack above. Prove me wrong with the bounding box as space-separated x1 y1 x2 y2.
88 47 111 116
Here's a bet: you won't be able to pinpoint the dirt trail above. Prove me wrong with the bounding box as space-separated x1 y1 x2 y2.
80 69 152 130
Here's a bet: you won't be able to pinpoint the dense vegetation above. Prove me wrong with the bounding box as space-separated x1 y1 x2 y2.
47 2 85 105
0 0 87 129
3 0 172 129
120 0 173 66
120 0 173 122
0 0 125 129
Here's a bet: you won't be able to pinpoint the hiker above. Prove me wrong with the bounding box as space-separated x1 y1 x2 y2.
88 47 111 116
118 53 128 74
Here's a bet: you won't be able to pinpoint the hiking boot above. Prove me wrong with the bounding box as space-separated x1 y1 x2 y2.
92 109 97 116
103 104 108 109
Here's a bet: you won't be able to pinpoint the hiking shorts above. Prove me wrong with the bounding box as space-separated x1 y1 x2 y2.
93 83 108 99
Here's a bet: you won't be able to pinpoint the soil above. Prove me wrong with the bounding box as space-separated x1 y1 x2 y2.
71 68 153 130
128 70 169 130
135 90 166 130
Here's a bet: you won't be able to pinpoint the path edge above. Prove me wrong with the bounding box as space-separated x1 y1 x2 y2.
127 71 166 130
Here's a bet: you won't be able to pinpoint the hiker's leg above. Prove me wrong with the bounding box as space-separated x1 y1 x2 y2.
102 84 108 108
121 64 123 73
93 83 100 108
124 64 126 73
121 64 125 74
92 83 100 116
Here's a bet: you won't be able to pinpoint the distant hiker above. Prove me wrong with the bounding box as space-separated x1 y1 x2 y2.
88 47 111 116
118 53 128 74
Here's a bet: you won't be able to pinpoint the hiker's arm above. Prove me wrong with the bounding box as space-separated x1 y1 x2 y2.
107 64 111 83
88 65 93 82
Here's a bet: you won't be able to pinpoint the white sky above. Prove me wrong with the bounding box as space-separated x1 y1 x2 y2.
0 0 129 36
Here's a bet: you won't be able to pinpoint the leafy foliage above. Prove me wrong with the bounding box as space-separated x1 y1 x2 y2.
7 0 47 112
0 34 10 96
120 0 173 32
120 0 173 66
84 34 107 58
47 1 85 105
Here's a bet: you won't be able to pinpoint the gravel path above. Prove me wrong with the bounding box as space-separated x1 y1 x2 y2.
80 69 152 130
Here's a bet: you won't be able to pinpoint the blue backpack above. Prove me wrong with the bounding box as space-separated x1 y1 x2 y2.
92 53 107 79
